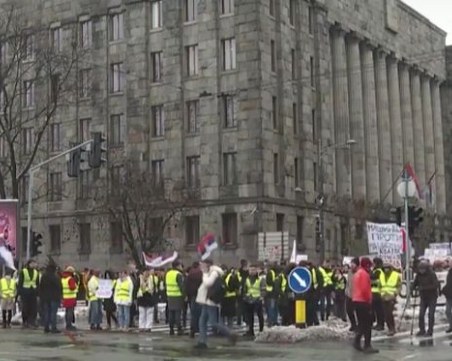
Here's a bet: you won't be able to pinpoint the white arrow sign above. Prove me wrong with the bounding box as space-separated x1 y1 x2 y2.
293 272 307 288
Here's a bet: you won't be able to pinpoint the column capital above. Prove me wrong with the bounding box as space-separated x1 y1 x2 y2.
330 22 349 36
345 31 363 43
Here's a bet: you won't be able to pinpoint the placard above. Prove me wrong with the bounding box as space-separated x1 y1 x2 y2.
95 279 113 299
366 222 403 268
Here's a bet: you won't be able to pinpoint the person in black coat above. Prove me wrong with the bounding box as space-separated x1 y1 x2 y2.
39 262 62 333
442 263 452 333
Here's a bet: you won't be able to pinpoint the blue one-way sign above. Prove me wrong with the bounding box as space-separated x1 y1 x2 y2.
288 266 312 294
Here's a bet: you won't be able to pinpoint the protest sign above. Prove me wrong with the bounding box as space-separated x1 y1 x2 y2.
366 222 403 268
96 279 113 299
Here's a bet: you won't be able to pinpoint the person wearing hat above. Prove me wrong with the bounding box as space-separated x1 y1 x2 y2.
61 266 78 331
380 263 401 336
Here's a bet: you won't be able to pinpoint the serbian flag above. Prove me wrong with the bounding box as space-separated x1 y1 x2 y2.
142 251 178 268
404 163 422 198
197 233 218 261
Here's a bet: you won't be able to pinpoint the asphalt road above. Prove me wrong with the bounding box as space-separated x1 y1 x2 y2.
0 327 450 361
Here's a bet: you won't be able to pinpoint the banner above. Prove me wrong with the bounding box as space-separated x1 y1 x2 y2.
96 279 113 299
366 222 403 268
0 200 18 257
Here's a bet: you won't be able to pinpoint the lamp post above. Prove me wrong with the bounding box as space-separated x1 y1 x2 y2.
317 139 357 264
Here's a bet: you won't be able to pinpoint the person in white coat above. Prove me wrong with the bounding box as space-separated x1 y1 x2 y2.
194 259 236 349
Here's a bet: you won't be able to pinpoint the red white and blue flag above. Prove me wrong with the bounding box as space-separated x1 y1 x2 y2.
197 233 218 261
142 251 178 268
404 163 422 198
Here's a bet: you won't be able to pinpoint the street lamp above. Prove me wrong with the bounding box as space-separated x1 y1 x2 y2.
317 138 357 264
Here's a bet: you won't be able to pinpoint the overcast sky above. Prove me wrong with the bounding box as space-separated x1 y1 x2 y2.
403 0 452 44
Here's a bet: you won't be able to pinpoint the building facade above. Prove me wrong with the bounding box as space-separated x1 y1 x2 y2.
11 0 449 268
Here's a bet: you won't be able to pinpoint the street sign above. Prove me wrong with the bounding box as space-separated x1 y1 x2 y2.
288 266 312 294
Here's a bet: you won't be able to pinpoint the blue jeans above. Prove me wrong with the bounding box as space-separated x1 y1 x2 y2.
117 305 130 328
42 300 59 331
89 300 103 326
198 304 231 345
446 299 452 329
265 297 278 326
190 300 201 333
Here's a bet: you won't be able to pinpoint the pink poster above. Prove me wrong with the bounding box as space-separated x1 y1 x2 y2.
0 200 19 257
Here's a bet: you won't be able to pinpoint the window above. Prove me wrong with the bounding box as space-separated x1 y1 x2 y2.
312 109 317 141
50 73 60 104
269 0 275 17
110 166 123 190
273 153 279 184
110 114 123 146
271 96 278 129
271 40 276 72
187 156 200 188
296 216 304 250
50 123 61 152
151 0 163 29
185 215 200 245
110 222 123 254
78 170 92 199
222 95 236 128
79 223 91 254
222 38 236 70
310 56 315 87
313 161 318 191
151 51 162 82
222 213 237 245
223 152 237 185
293 103 297 134
220 0 234 14
276 213 284 232
110 62 124 93
289 0 295 26
23 80 34 108
146 217 163 240
49 225 61 253
294 157 299 187
186 45 198 76
151 159 164 187
186 100 199 133
51 27 62 52
151 105 165 137
186 0 199 22
291 48 296 79
22 128 33 154
79 118 91 142
308 6 314 35
109 12 124 41
79 69 91 98
80 20 92 48
49 172 62 201
23 34 34 61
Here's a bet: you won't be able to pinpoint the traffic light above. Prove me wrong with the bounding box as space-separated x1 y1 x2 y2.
88 132 106 168
408 206 423 236
315 215 321 253
31 231 43 257
391 207 402 226
67 142 82 177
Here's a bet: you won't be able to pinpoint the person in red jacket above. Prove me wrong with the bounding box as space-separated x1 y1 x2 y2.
352 257 378 354
61 266 78 331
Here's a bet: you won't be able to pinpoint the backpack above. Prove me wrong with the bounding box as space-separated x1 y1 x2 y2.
207 275 226 304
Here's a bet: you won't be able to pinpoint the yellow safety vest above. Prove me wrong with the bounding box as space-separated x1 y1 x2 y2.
137 275 153 297
266 269 276 292
115 278 132 302
22 269 38 289
224 273 235 298
335 276 346 291
371 268 382 294
88 276 99 301
280 274 287 293
0 278 16 298
319 267 332 287
165 269 182 297
61 276 78 300
311 269 318 289
246 277 261 298
380 271 400 296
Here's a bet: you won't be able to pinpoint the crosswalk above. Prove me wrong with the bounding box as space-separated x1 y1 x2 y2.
120 322 252 334
373 324 451 346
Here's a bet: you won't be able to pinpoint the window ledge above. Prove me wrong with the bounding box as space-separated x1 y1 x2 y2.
150 27 163 33
184 20 198 26
151 135 165 140
79 96 91 102
110 91 124 97
221 69 238 75
222 126 238 132
185 132 199 137
219 13 234 19
150 82 163 87
109 39 124 45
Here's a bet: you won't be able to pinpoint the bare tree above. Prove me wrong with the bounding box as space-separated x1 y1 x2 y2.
95 165 187 267
0 6 79 199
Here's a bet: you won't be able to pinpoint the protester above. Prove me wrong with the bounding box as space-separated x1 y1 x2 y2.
165 261 185 336
61 266 78 331
185 261 203 338
332 266 347 322
137 269 155 332
103 270 119 329
115 270 134 331
0 269 16 328
18 259 40 328
243 265 265 337
380 264 401 336
442 261 452 333
39 261 62 334
345 258 359 332
88 269 103 330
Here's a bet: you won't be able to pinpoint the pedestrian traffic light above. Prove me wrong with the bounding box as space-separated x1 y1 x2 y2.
408 206 423 236
31 232 42 257
67 142 82 177
391 207 402 226
88 132 106 168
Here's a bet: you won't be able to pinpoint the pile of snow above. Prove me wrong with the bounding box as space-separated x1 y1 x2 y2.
255 318 352 343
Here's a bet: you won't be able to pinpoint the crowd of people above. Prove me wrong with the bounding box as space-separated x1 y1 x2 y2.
0 255 451 353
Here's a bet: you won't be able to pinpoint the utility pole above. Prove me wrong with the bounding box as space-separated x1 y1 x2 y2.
403 170 411 307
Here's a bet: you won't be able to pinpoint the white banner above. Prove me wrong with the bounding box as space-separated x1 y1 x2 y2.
366 222 403 268
96 279 113 299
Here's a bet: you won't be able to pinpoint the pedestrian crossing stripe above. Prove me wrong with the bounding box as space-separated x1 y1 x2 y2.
373 323 449 343
397 331 450 346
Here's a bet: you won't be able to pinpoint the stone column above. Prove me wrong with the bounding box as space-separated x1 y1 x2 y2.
387 56 403 204
421 75 435 205
374 48 392 202
346 34 365 199
360 43 379 202
410 69 426 185
398 63 415 165
431 80 446 214
331 27 351 197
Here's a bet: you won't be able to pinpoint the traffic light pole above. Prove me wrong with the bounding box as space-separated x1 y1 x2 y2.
403 172 411 307
26 140 93 260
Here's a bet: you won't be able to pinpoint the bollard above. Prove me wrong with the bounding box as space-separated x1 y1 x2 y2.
295 299 306 328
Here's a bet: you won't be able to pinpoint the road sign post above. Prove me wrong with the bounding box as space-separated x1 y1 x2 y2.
288 267 312 329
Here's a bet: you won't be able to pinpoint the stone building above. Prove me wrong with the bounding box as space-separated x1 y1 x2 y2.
12 0 449 268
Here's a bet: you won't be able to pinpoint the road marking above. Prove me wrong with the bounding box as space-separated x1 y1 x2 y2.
373 323 448 342
58 344 75 349
400 355 418 361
